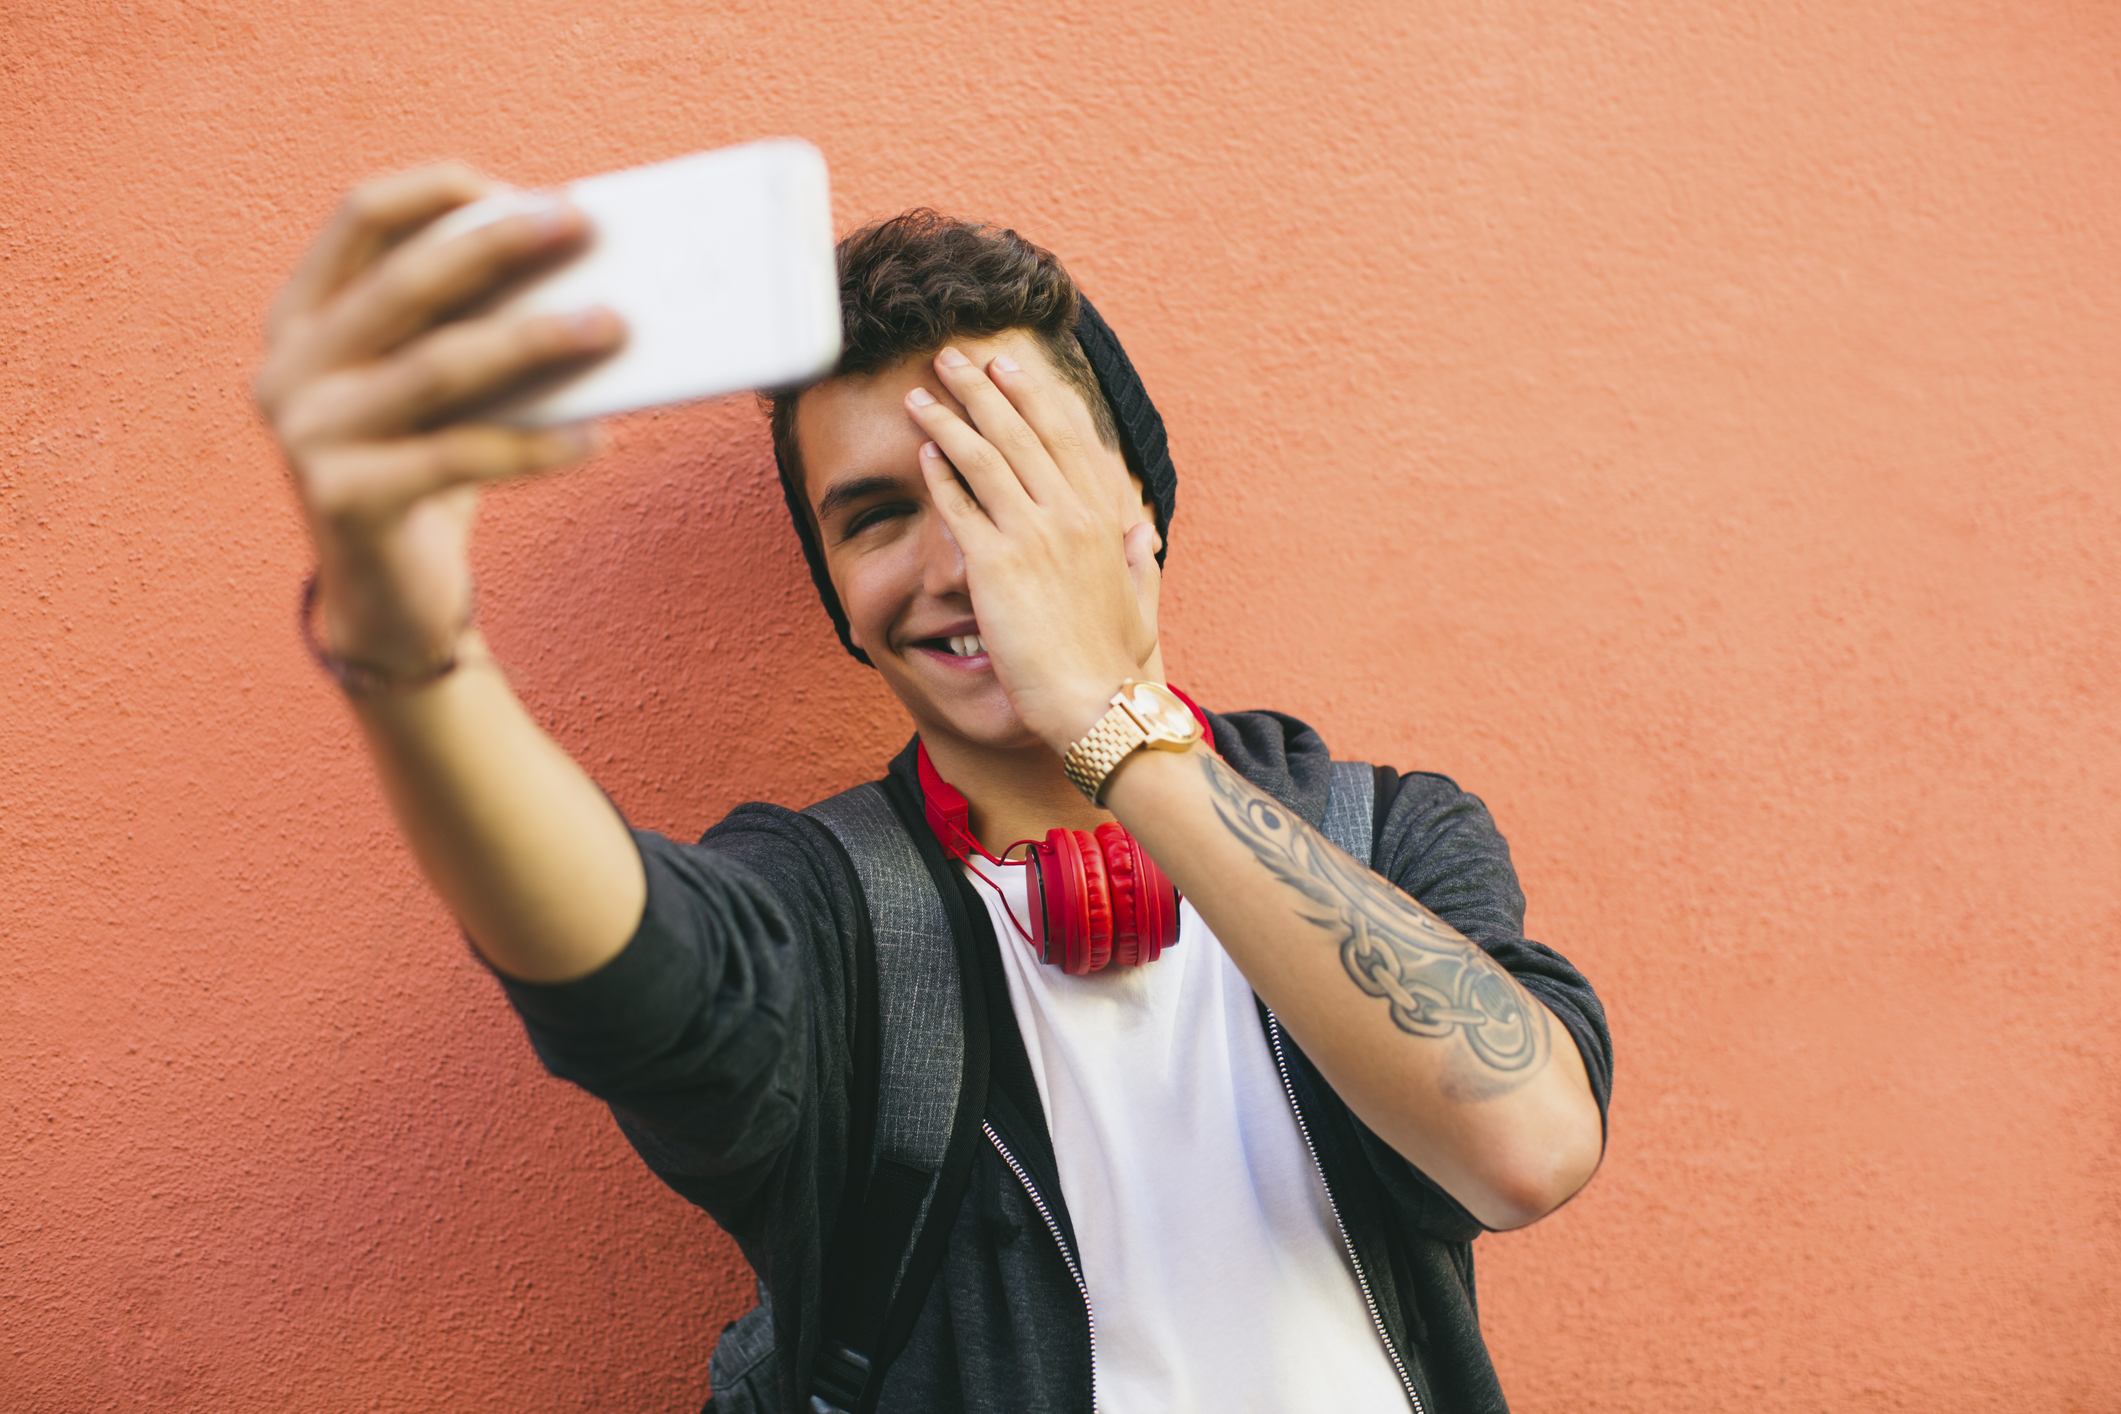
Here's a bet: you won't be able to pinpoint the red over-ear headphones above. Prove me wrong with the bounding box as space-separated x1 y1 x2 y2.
915 729 1197 975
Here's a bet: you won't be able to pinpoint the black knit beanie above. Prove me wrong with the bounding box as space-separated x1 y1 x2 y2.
776 295 1178 666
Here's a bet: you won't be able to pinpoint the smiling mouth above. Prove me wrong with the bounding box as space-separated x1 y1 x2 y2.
915 634 987 659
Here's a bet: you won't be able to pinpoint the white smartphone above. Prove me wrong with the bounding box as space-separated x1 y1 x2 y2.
428 139 842 427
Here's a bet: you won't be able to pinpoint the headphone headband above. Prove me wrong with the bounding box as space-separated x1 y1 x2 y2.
915 740 983 861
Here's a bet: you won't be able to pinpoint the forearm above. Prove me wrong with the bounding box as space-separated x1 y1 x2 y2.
1101 743 1602 1229
351 634 645 983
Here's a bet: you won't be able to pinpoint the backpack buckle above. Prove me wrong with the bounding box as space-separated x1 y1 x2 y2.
807 1340 871 1414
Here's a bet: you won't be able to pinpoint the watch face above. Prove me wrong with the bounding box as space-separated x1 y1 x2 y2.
1121 681 1201 743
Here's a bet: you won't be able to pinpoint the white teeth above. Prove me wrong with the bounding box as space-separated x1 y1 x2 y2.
947 635 985 658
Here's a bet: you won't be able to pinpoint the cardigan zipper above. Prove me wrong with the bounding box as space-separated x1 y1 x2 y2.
1267 1012 1427 1414
985 1120 1098 1414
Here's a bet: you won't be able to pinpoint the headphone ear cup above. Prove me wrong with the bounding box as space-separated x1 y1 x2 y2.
1132 847 1181 964
1070 830 1115 973
1033 829 1107 975
1026 836 1058 968
1095 823 1142 968
1027 826 1169 975
1047 831 1083 973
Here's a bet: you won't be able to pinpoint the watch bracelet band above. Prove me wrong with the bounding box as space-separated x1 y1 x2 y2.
1063 699 1151 804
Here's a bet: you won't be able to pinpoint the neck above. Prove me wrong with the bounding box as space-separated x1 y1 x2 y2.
918 731 1113 856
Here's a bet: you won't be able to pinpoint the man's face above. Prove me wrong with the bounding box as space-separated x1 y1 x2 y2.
796 329 1154 752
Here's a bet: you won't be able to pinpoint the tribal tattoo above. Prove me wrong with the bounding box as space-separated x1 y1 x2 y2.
1199 755 1548 1096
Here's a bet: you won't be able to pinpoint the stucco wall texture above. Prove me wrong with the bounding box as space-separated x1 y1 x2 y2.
3 1 2116 1410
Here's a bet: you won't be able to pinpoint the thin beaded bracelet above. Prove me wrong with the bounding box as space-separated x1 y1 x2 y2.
299 572 475 697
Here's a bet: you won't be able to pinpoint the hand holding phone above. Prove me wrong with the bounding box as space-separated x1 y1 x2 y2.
255 141 842 682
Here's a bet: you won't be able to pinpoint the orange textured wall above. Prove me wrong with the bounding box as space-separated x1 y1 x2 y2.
4 2 2116 1410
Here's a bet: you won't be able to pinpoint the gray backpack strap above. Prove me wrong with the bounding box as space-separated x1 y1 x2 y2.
1321 759 1379 867
799 782 966 1414
806 782 965 1187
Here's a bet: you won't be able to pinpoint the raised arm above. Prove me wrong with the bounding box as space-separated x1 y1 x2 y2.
254 165 642 983
899 344 1605 1232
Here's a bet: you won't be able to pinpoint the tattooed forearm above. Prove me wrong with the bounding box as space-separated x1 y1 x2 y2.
1198 755 1548 1097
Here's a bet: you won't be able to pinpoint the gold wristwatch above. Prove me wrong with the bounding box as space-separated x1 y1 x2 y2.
1063 680 1205 804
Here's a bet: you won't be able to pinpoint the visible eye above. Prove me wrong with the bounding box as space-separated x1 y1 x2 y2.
840 503 911 541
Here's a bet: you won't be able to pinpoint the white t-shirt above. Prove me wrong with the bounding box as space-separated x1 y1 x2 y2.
965 863 1410 1414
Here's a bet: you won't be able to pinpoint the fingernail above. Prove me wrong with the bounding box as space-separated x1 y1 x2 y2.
991 354 1019 375
527 196 572 237
907 387 936 408
921 441 942 459
936 347 969 368
565 307 614 345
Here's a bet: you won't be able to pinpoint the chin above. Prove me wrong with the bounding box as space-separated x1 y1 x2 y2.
947 709 1046 753
929 695 1042 753
879 662 1037 751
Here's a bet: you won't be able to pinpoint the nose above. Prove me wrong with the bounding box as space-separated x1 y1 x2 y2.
920 506 969 600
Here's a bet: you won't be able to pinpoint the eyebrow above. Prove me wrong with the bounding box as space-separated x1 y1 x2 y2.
816 472 911 527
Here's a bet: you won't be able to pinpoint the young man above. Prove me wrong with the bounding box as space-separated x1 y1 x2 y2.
256 168 1610 1414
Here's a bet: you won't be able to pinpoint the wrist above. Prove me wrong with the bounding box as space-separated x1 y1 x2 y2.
1058 679 1204 804
1043 687 1127 757
1095 731 1202 808
302 571 481 697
